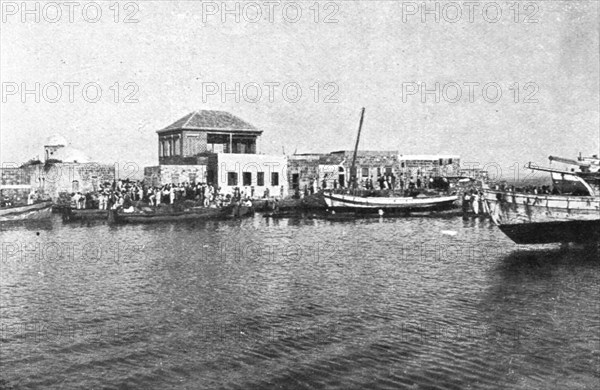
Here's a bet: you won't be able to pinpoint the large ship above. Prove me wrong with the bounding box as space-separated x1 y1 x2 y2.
483 154 600 244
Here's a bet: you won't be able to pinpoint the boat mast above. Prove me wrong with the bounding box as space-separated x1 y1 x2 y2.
349 108 366 189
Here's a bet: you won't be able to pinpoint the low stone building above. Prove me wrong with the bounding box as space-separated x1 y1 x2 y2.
1 135 116 203
288 150 400 193
287 154 327 195
331 150 400 187
287 151 461 193
398 154 461 177
29 162 115 200
0 166 32 203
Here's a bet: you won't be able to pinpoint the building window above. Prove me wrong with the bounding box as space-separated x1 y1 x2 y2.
385 167 392 175
227 172 238 186
72 180 79 192
208 134 228 153
257 172 265 186
271 172 279 186
243 172 252 186
361 167 369 177
159 141 163 157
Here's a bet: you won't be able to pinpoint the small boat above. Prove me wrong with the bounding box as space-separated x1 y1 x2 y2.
0 201 53 222
62 208 109 222
483 155 600 244
108 204 254 224
322 191 458 213
230 204 254 218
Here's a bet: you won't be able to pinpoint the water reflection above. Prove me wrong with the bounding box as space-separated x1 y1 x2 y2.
480 247 600 388
1 214 598 389
0 219 55 233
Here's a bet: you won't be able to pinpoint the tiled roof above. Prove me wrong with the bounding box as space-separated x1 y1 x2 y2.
158 110 261 133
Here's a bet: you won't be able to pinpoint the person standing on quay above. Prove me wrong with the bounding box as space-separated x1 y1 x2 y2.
203 185 211 207
169 186 175 205
472 191 480 215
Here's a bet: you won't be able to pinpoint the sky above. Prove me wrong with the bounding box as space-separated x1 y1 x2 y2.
1 0 598 181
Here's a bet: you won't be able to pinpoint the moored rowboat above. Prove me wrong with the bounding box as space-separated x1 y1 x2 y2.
62 208 109 222
108 204 254 224
0 201 53 222
322 191 458 212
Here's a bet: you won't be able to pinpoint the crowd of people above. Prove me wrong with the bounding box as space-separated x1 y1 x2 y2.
300 173 450 197
463 184 565 215
356 174 449 192
492 183 558 195
70 179 253 211
0 190 43 208
462 190 488 215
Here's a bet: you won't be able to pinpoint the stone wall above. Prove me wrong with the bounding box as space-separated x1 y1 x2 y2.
336 151 400 184
287 155 321 195
159 154 210 166
1 162 114 202
289 151 401 191
144 165 208 187
26 163 115 200
208 153 288 198
0 167 32 203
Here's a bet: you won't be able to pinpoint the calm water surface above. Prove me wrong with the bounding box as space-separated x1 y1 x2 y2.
1 214 598 389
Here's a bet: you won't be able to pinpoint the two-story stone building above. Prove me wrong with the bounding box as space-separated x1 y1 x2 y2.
144 110 287 198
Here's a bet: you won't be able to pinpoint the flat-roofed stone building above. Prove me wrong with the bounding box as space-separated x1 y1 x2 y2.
1 135 116 204
288 151 461 194
398 154 461 177
288 150 400 193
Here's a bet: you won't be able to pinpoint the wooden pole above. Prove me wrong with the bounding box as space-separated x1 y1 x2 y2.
349 108 366 189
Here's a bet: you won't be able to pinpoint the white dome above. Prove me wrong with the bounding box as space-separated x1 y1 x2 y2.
46 134 68 147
